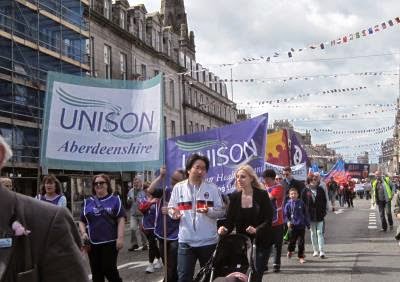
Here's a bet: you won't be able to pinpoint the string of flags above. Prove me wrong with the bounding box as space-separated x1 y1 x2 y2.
298 125 394 135
319 132 389 146
269 103 395 110
220 71 398 85
283 108 395 122
331 142 381 150
237 83 396 107
239 16 400 63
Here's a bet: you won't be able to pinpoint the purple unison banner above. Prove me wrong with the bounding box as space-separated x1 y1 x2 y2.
165 114 268 194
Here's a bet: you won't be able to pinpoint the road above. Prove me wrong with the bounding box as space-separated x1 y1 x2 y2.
86 197 400 282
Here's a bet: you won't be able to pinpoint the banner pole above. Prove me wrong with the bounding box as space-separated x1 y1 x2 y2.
162 168 168 282
161 73 168 282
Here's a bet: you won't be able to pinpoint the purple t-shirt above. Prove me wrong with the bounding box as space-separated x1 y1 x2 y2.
37 194 63 206
142 201 157 230
80 194 125 244
154 187 179 240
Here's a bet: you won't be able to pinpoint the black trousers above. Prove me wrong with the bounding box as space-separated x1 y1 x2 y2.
88 241 122 282
144 229 161 263
288 228 305 258
158 238 179 282
265 224 284 267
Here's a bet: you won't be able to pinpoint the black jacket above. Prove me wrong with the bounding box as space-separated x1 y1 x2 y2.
301 186 327 222
224 188 273 247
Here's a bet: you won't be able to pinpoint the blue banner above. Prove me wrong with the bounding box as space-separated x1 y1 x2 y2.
165 114 268 194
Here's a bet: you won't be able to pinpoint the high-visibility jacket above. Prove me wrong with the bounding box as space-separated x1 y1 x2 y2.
372 177 392 203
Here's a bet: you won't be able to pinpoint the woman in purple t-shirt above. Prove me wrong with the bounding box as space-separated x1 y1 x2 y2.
36 174 67 207
79 174 126 282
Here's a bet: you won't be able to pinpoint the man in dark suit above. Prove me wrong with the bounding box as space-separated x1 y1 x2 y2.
281 166 306 198
0 136 88 282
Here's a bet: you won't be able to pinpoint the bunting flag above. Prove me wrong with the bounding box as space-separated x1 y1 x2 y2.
297 125 394 135
331 142 381 150
207 16 400 67
236 83 396 107
221 71 398 85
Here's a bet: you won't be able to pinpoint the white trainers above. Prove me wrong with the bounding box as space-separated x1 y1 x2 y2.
145 263 155 273
319 251 325 258
153 259 163 269
312 251 319 257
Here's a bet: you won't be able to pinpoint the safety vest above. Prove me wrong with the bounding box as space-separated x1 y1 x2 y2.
372 177 392 202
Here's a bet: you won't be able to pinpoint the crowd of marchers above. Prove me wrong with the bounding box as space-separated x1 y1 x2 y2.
1 135 400 282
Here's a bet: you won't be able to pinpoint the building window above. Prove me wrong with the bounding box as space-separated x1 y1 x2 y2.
170 79 175 108
89 37 95 76
154 70 159 77
201 125 205 131
194 91 198 107
189 121 193 133
141 64 146 80
171 120 176 137
120 10 125 29
187 88 192 105
195 123 199 132
138 20 143 40
104 44 111 79
120 53 127 80
104 0 110 19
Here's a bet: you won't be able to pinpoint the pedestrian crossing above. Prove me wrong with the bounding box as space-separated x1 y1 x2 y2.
367 212 377 229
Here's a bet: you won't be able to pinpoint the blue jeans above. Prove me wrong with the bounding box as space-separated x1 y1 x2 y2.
377 200 393 230
177 243 216 282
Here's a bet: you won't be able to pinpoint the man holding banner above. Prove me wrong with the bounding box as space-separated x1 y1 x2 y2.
168 154 225 282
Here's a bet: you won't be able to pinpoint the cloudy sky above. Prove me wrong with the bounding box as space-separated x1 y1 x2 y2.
131 0 400 163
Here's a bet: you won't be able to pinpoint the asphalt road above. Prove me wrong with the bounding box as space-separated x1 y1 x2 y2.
86 196 400 282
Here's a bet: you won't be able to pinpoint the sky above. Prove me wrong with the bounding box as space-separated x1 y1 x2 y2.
130 0 400 163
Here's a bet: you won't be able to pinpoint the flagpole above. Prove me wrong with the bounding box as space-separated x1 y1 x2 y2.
161 73 168 282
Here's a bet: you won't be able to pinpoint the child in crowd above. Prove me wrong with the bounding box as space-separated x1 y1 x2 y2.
284 187 310 264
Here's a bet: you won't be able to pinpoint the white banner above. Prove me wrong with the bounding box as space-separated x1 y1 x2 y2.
264 162 307 181
41 72 164 171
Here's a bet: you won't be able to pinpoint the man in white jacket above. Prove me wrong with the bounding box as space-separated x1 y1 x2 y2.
168 154 225 282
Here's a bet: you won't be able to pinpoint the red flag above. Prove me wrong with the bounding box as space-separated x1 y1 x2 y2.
374 25 380 32
396 17 400 23
342 36 347 43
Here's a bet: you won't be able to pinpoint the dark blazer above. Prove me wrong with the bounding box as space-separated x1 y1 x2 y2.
224 188 273 247
301 186 327 222
0 187 88 282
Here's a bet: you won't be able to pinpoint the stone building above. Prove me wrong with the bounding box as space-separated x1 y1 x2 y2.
0 0 90 195
379 137 396 175
357 152 369 164
89 0 237 138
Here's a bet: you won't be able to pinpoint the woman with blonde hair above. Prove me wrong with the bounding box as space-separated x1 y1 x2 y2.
218 165 273 282
36 174 67 207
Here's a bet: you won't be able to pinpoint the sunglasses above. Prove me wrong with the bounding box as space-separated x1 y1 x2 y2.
94 181 106 186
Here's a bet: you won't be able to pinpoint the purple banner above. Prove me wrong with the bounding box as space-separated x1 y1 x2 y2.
288 130 309 165
165 114 268 194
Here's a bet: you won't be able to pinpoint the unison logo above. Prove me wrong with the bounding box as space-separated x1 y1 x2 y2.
177 139 261 168
56 88 157 139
